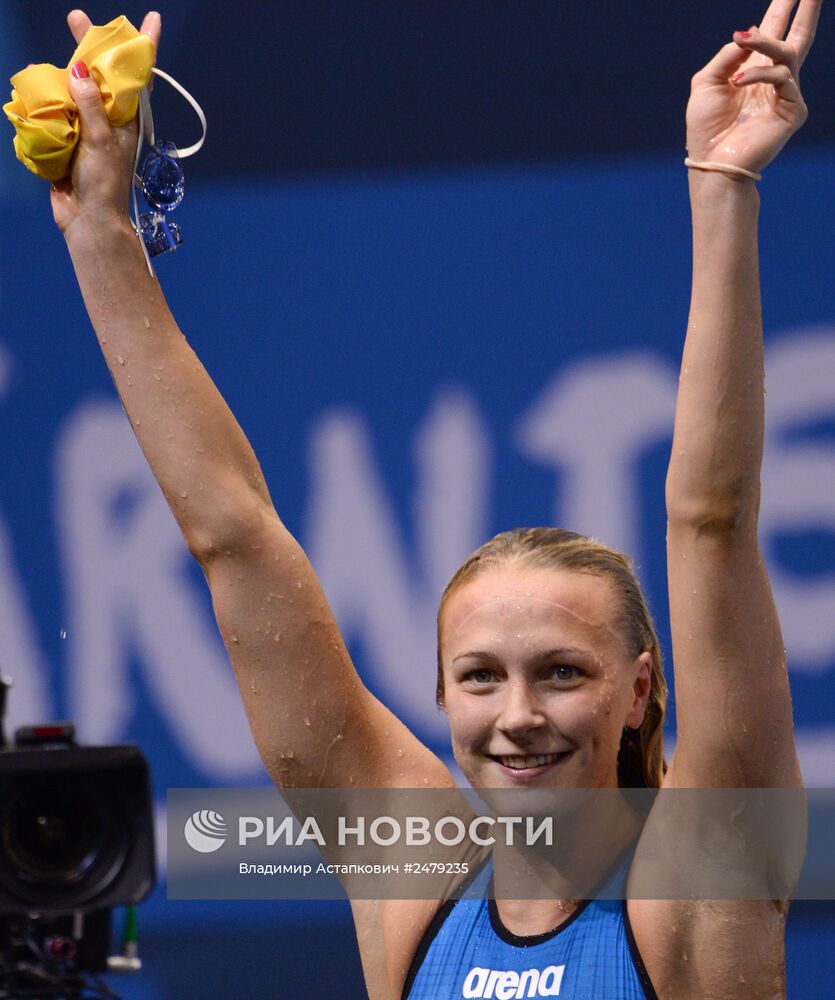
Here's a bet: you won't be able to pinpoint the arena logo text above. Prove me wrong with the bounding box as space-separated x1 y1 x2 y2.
462 963 565 998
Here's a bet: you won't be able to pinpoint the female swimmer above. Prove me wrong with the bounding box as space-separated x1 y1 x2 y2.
51 2 821 996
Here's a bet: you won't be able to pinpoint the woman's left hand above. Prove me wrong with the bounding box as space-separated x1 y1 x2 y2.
51 9 161 237
686 0 821 173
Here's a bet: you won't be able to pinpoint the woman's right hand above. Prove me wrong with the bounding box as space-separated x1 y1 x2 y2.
51 9 161 238
685 0 819 176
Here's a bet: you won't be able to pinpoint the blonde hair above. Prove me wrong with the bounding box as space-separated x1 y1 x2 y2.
436 527 668 788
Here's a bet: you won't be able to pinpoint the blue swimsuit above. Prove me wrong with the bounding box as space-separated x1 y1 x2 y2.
403 858 657 1000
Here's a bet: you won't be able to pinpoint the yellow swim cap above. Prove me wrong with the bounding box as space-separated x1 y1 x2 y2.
3 16 155 182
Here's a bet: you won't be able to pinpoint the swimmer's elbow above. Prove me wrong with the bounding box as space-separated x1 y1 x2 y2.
665 475 761 535
183 489 286 567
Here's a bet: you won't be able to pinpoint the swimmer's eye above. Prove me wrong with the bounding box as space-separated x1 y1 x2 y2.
463 668 497 685
549 664 580 683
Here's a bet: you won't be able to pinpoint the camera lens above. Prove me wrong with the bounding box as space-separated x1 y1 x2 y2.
3 779 105 885
0 745 154 916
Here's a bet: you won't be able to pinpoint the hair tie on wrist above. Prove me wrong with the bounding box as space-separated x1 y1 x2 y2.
684 158 762 182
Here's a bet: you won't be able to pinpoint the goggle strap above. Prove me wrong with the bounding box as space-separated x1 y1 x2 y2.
139 85 155 147
131 66 207 275
149 67 207 158
134 87 154 276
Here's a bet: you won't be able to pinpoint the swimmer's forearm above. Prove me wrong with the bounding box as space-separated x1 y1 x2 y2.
665 171 763 529
65 215 276 554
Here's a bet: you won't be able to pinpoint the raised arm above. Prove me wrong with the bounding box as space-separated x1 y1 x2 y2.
56 9 453 793
664 0 819 788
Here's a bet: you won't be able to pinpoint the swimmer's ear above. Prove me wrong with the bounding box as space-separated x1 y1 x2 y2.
625 651 652 730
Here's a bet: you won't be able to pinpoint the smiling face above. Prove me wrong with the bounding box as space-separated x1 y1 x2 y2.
439 563 651 789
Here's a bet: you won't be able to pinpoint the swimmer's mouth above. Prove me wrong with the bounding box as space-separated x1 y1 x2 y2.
489 752 570 770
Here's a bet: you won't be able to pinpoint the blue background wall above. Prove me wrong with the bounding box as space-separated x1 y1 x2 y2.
2 3 834 996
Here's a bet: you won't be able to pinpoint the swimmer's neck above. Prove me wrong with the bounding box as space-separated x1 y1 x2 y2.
488 793 642 932
494 896 580 937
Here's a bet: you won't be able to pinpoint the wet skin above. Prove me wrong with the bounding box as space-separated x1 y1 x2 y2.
439 564 652 792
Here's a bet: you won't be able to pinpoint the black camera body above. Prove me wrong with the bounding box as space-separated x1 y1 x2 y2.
0 736 154 916
0 719 156 994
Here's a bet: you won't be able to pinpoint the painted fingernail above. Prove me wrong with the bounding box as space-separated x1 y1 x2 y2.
731 71 745 84
70 60 90 79
736 30 752 38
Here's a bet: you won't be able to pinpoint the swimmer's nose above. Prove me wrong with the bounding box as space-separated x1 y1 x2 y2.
495 680 546 739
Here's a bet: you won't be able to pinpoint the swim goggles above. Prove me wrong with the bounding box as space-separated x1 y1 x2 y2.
4 17 206 273
133 68 207 271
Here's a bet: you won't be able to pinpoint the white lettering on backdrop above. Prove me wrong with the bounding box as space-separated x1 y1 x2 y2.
516 351 679 566
0 337 52 730
760 331 835 669
306 388 489 740
0 337 831 775
54 401 261 777
0 516 53 730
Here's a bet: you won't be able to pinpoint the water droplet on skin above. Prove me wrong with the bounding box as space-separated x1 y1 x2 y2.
116 356 125 366
101 337 107 344
303 716 311 727
397 748 404 758
153 373 161 381
143 315 151 329
296 580 303 589
180 491 188 499
135 419 141 427
231 634 239 644
250 675 257 693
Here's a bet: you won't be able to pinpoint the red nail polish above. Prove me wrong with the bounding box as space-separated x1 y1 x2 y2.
71 60 90 79
736 30 752 38
731 71 745 83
